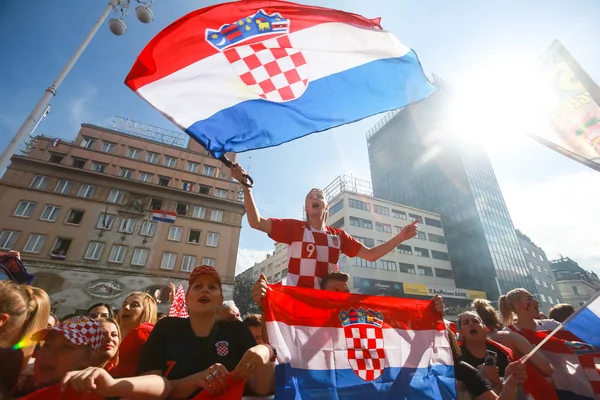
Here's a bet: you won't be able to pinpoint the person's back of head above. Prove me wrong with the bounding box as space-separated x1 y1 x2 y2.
320 271 350 292
243 313 262 327
548 303 575 323
471 298 503 331
0 281 29 348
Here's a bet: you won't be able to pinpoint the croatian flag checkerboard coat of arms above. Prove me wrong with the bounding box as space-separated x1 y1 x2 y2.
215 340 229 356
206 10 308 102
339 307 386 381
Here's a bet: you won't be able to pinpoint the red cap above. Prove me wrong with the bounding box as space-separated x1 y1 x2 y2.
189 265 222 288
32 316 104 351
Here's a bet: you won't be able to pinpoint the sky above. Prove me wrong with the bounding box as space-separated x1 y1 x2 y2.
1 1 599 277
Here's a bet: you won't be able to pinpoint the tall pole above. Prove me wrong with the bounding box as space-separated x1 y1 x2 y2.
0 0 119 173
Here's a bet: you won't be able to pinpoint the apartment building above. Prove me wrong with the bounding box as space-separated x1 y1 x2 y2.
0 118 243 315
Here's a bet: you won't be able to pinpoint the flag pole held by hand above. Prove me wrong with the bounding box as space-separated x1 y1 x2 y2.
219 155 254 188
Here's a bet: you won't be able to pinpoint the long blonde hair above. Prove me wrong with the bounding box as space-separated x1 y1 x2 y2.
499 288 529 326
0 281 30 348
118 292 158 326
98 317 121 370
471 298 503 332
20 286 51 357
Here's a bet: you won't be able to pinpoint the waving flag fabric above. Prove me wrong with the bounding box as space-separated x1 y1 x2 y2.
125 0 436 158
168 282 189 318
262 284 455 400
565 293 600 349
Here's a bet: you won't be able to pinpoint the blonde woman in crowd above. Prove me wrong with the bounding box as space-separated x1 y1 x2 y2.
498 288 561 332
97 317 121 373
112 291 157 377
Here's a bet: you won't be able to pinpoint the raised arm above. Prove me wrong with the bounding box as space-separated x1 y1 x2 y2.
231 164 272 234
356 220 418 262
504 330 554 377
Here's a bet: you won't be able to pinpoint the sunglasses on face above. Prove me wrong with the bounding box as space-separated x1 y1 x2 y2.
88 312 110 319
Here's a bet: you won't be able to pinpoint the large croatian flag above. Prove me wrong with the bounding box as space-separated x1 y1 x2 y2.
565 292 600 349
262 284 455 400
125 0 436 158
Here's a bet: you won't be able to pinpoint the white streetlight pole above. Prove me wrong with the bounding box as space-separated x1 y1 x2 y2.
0 0 154 173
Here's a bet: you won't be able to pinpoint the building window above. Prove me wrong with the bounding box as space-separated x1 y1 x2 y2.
416 231 427 240
534 277 540 285
424 217 442 228
548 296 553 304
330 217 344 229
542 281 548 288
187 162 199 173
23 234 46 253
409 213 423 222
140 220 157 237
537 265 542 273
182 181 194 191
201 257 215 267
399 263 415 274
215 188 227 198
127 148 142 159
528 261 534 269
164 156 177 168
14 201 36 217
161 253 177 270
203 165 216 176
40 205 61 222
199 185 211 195
374 205 390 216
539 254 545 262
394 226 403 234
168 226 183 241
101 142 116 153
181 255 196 272
0 230 19 250
352 236 375 248
118 218 136 234
107 190 124 204
48 153 63 163
80 137 96 149
84 242 105 261
206 232 219 247
375 223 392 233
210 209 223 222
348 198 370 211
176 203 188 216
51 238 72 258
120 168 133 179
392 209 407 220
522 247 529 254
414 247 430 257
353 258 376 269
531 250 537 258
396 244 412 255
138 172 153 182
435 268 454 279
131 248 149 267
428 233 446 244
108 245 126 263
65 209 84 225
71 158 87 168
77 184 95 198
432 250 450 261
158 176 171 187
572 286 580 295
30 175 49 190
219 172 228 180
349 216 372 229
329 200 343 216
540 294 547 303
379 260 397 271
145 152 159 164
149 198 163 210
193 206 206 219
551 283 556 291
188 229 201 244
418 266 434 276
97 213 116 230
91 162 107 173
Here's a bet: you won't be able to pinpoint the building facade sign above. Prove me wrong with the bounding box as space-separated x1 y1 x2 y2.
403 283 486 300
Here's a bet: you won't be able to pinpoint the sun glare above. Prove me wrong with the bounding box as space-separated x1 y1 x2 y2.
448 61 559 149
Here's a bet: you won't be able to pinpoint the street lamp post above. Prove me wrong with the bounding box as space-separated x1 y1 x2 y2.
0 0 154 174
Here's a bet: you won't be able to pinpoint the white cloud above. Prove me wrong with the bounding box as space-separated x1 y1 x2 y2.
235 248 272 275
66 82 98 130
502 170 600 274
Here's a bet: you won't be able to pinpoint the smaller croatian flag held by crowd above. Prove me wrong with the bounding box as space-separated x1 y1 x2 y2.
263 285 455 399
169 282 189 318
125 0 436 158
565 292 600 349
152 210 177 223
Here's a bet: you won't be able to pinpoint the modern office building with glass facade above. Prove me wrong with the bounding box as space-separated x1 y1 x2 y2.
366 75 536 300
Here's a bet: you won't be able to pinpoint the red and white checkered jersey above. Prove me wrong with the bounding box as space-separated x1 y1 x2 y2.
269 219 362 289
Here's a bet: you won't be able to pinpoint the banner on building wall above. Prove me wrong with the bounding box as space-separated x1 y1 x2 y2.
403 283 487 300
536 40 600 170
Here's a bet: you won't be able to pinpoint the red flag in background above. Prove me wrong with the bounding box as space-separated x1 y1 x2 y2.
192 376 246 400
17 384 103 400
169 282 189 318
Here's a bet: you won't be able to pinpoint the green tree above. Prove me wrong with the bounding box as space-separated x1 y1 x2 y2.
234 275 260 317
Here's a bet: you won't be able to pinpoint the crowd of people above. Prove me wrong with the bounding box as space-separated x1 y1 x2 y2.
0 165 593 400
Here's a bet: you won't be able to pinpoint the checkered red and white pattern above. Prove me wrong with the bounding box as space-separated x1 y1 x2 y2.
286 226 342 289
224 35 308 102
344 325 385 381
216 340 230 356
168 282 189 318
579 355 600 397
34 316 104 351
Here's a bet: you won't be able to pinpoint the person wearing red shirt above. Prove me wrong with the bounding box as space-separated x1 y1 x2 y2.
111 292 157 378
231 164 418 289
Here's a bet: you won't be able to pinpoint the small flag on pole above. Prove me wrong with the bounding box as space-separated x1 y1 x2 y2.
152 210 176 223
182 182 194 191
168 282 189 318
52 138 60 147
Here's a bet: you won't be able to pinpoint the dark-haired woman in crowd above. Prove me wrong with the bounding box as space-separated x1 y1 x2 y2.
138 265 276 399
87 303 114 320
